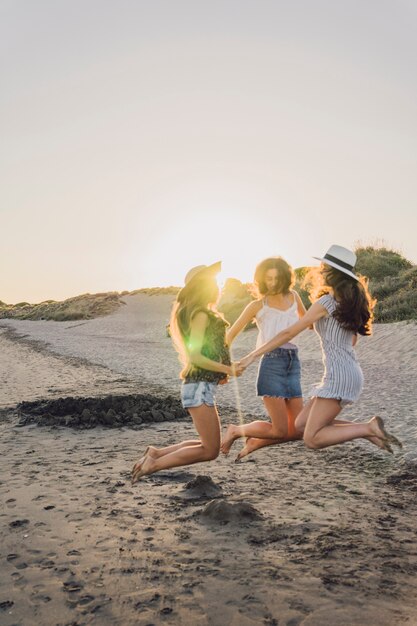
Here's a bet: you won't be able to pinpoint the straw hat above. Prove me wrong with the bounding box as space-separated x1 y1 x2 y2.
184 261 222 285
313 245 358 280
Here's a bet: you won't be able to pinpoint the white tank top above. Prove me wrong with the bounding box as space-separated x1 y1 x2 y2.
255 293 299 349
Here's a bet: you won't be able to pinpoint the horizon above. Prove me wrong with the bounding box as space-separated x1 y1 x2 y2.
2 1 417 303
2 244 415 306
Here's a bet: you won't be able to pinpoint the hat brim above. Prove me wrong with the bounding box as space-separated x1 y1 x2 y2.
205 261 222 274
185 261 222 285
313 257 359 281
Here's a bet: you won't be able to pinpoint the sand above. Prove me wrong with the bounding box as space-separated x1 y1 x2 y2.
1 294 417 625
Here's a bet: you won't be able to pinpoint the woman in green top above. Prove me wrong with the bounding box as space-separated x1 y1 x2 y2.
131 262 243 483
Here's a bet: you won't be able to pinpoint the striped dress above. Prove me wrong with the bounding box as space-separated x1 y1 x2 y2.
311 294 364 405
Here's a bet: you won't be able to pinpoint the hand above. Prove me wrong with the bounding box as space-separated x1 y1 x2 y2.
230 362 245 377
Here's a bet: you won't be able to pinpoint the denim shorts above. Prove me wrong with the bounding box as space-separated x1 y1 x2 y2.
181 381 217 408
256 348 302 399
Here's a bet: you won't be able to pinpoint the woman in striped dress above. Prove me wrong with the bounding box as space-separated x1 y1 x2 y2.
239 245 402 453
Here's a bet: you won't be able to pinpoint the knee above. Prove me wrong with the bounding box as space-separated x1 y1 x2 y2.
303 433 322 450
272 428 287 439
204 446 220 461
294 416 305 433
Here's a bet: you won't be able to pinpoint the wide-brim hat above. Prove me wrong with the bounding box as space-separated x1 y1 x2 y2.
313 245 358 280
184 261 222 285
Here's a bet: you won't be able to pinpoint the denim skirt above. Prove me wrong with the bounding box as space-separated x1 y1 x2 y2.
256 348 302 398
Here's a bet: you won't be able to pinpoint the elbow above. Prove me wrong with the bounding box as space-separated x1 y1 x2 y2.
281 330 294 344
188 350 201 366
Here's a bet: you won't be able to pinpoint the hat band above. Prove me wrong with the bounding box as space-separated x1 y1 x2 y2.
323 253 354 272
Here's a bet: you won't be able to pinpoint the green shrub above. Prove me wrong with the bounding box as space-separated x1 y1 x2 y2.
217 278 253 325
372 266 417 322
130 286 179 296
355 246 413 281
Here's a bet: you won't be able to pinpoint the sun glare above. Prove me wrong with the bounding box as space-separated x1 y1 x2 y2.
131 202 307 291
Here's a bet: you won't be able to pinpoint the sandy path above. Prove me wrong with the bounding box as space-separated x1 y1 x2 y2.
2 414 417 626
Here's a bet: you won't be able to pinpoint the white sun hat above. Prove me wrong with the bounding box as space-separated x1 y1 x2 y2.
313 245 359 280
184 261 222 285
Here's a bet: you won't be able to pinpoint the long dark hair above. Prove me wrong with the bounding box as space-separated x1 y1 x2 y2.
310 266 375 335
253 256 295 298
169 275 221 377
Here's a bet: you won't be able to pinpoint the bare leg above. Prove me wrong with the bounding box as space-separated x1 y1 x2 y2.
302 398 397 450
235 398 304 461
131 404 221 483
328 419 392 451
221 397 296 455
296 399 394 452
132 440 201 475
286 397 304 438
235 436 285 462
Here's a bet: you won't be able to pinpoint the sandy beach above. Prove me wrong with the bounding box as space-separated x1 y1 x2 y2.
1 294 417 626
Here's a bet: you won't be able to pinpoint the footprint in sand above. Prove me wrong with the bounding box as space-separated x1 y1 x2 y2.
9 519 29 528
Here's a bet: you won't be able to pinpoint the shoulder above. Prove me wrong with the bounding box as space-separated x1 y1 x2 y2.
248 299 263 313
250 298 264 318
316 294 336 314
238 298 263 317
190 308 210 325
190 306 209 318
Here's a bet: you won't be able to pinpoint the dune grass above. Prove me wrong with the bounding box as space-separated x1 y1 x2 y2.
1 247 415 323
0 292 122 321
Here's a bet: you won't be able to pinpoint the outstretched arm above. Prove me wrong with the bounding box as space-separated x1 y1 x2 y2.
225 300 262 346
240 301 328 368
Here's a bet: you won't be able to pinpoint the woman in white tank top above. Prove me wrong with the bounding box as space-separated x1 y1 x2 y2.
221 257 306 460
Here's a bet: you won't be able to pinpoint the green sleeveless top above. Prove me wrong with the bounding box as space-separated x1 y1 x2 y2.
184 309 231 384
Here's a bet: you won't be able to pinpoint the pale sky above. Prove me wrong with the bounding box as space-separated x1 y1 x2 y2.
1 0 416 303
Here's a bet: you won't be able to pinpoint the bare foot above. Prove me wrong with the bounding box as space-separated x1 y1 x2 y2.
369 416 403 449
367 435 393 454
220 425 241 456
234 437 258 462
131 446 158 478
131 455 155 485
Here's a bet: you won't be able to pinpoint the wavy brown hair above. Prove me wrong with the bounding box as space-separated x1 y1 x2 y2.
253 257 295 298
169 276 223 378
308 266 376 335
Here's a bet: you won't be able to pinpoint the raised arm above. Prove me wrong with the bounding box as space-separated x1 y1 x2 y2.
225 300 262 346
188 312 241 376
240 301 328 368
294 290 307 318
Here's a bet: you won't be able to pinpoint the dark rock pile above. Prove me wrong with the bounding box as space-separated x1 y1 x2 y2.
17 394 188 429
200 499 263 525
175 475 223 501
